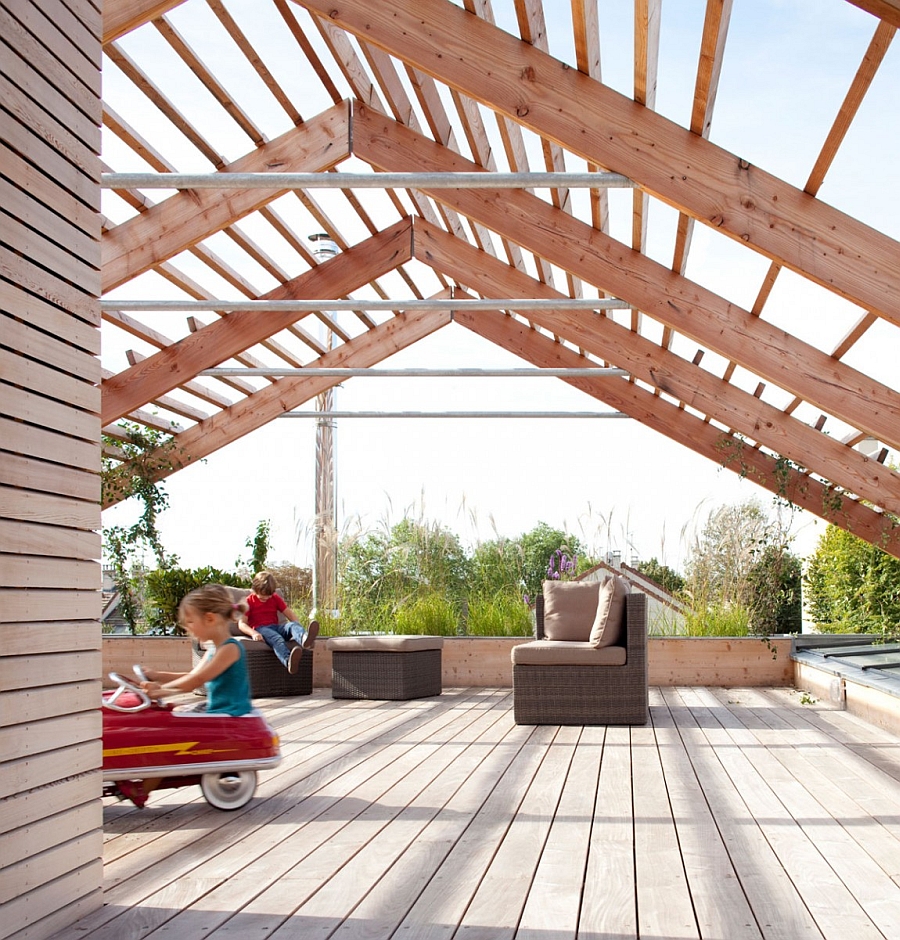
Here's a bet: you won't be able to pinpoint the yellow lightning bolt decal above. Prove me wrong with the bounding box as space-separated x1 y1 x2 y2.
103 741 238 758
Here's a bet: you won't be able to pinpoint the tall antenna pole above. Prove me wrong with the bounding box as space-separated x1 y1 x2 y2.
308 234 339 617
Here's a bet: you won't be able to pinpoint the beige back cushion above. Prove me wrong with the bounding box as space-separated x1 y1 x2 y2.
590 575 630 648
541 580 602 641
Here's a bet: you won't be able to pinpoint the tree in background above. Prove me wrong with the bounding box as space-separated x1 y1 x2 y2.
805 525 900 633
682 500 801 635
634 557 685 595
519 522 586 602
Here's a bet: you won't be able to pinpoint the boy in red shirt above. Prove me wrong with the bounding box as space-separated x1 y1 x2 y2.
238 571 319 673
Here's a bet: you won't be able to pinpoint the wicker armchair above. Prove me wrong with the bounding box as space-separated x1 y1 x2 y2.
512 591 648 725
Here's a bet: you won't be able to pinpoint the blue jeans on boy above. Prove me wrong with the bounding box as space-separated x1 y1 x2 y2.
257 623 308 668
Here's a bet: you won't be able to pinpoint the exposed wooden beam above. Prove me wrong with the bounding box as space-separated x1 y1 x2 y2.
457 308 900 558
353 106 900 451
299 0 900 327
805 19 895 195
846 0 900 30
667 0 732 318
101 101 351 291
103 308 450 505
101 219 414 425
103 0 185 44
415 220 900 516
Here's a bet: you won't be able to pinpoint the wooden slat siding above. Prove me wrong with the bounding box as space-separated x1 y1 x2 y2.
1 165 97 252
0 456 98 503
0 297 100 355
0 420 98 471
4 621 101 656
1 0 102 931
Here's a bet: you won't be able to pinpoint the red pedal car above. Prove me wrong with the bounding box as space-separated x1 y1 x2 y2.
102 668 282 810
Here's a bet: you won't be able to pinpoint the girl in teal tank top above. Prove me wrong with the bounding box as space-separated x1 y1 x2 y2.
140 584 253 715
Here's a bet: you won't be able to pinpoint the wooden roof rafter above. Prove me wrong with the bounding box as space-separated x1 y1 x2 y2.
96 0 900 558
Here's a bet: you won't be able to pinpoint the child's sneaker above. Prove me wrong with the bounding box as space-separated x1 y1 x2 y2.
303 620 320 650
287 644 304 674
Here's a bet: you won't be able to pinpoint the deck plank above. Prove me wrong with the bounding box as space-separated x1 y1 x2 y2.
661 687 825 940
53 687 900 940
678 686 882 940
652 690 763 939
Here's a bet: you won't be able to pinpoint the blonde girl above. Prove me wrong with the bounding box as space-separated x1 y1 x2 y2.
141 583 252 717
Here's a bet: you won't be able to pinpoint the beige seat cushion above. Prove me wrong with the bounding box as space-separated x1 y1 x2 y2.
512 640 627 666
590 575 630 648
326 635 444 652
541 579 602 641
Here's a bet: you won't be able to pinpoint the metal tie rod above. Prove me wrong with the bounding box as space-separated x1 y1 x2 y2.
202 367 628 378
101 297 631 313
101 171 637 190
279 411 630 419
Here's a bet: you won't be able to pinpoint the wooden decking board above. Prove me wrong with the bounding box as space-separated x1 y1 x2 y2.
709 688 900 924
456 732 579 938
516 728 600 939
631 718 700 939
578 725 637 940
679 687 884 939
659 688 826 940
651 693 763 939
91 690 503 939
53 688 900 940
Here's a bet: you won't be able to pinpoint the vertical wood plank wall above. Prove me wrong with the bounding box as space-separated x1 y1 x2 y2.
0 1 104 937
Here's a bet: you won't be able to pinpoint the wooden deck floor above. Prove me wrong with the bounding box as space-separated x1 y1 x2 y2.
68 686 900 940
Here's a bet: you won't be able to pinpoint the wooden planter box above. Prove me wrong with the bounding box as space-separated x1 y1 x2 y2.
104 634 795 690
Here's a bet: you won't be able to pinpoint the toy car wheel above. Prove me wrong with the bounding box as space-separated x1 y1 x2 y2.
200 770 257 810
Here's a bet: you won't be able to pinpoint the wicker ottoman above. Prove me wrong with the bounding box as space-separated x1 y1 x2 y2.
192 637 313 697
326 635 444 700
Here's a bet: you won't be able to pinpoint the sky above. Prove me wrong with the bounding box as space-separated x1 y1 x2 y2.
99 0 900 578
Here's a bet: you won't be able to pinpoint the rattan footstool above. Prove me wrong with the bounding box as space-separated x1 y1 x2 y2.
325 635 444 700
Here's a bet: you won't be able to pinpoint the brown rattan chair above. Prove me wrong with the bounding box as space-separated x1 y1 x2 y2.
512 591 648 725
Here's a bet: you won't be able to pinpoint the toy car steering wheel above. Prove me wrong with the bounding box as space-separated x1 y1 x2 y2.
105 672 152 712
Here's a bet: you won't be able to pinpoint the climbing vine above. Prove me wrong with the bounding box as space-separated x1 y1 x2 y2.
102 422 181 632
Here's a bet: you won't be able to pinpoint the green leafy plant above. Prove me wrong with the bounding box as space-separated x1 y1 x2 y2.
239 519 272 573
805 524 900 633
466 591 533 636
101 422 180 633
144 566 249 635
